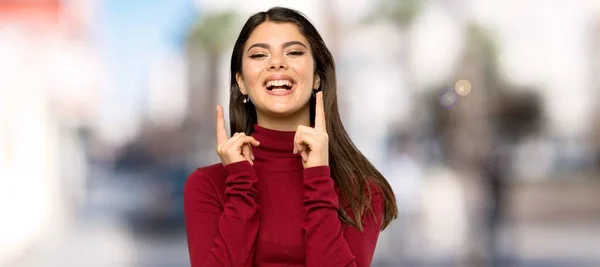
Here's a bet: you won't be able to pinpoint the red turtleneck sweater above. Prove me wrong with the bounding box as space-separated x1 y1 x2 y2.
184 125 384 267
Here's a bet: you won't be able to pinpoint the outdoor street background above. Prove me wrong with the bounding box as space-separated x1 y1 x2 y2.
2 0 600 266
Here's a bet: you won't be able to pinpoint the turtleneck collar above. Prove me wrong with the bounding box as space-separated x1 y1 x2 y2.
251 124 299 158
251 124 303 171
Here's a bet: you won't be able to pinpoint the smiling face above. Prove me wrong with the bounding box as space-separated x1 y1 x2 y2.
236 21 320 123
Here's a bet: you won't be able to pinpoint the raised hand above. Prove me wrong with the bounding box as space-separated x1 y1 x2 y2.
215 105 260 166
293 92 329 168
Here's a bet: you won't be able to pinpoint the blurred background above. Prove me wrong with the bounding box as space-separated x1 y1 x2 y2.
2 0 600 266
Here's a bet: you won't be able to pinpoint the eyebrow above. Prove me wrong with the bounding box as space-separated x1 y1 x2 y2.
247 41 307 52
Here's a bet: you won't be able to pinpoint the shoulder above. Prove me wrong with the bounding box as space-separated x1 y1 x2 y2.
367 181 384 198
184 163 227 196
362 180 386 217
339 179 385 214
362 180 384 211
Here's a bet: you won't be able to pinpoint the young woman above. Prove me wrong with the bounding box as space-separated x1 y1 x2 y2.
184 7 398 267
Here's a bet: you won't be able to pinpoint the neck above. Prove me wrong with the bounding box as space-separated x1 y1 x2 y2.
256 107 310 131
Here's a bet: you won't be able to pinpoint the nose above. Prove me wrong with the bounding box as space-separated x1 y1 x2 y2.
268 54 288 70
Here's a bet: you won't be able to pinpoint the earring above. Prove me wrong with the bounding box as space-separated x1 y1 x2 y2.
312 89 320 97
242 95 250 103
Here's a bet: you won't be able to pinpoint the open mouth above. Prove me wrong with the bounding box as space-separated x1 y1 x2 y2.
265 79 295 91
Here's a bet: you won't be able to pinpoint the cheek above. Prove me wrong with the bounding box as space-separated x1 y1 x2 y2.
291 61 316 84
242 63 264 88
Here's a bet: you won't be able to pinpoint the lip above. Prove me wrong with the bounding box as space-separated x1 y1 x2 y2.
266 84 296 96
264 74 296 96
264 74 296 84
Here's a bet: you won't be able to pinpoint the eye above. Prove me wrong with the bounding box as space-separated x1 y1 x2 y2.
249 54 267 59
287 51 306 56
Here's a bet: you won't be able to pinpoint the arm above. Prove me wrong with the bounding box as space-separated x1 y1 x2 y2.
184 161 260 267
302 166 384 267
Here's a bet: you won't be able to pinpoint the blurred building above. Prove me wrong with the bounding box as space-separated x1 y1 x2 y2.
1 1 62 265
92 0 196 148
591 14 600 166
0 0 101 264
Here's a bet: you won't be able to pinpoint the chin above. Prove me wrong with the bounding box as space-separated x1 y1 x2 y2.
266 105 299 116
260 102 307 118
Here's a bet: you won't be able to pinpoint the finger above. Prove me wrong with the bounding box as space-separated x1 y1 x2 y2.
294 131 317 163
224 132 244 146
294 132 305 153
216 105 228 145
231 133 260 147
242 144 253 165
295 143 305 157
295 128 321 148
294 126 311 152
218 132 237 151
297 134 319 150
231 135 260 149
248 136 260 147
314 91 326 131
250 146 255 160
300 150 308 162
241 143 250 157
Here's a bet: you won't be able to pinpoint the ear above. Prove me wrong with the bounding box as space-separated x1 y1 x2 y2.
236 72 247 94
313 74 321 89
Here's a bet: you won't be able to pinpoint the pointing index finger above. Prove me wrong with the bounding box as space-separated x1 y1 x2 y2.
216 105 228 145
314 91 326 131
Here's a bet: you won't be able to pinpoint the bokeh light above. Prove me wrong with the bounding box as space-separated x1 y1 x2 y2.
440 88 458 108
454 79 472 96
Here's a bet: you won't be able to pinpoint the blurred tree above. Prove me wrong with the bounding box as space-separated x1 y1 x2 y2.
363 0 423 87
321 0 350 115
362 0 425 173
185 11 239 164
428 24 543 167
426 23 543 267
363 0 423 28
321 0 341 54
186 11 238 121
590 16 600 168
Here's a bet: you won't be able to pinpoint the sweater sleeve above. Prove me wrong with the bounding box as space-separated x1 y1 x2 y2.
184 161 260 267
302 166 384 267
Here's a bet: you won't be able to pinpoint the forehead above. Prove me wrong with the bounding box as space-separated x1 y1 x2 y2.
245 21 310 49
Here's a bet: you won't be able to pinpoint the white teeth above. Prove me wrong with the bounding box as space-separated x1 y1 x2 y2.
266 79 293 88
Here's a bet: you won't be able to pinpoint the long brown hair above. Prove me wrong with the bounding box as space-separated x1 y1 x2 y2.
228 7 398 231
